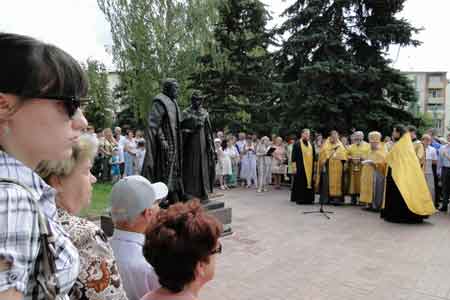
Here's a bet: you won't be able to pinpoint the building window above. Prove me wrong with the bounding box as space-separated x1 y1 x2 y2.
434 119 443 129
429 76 443 85
428 88 443 98
427 103 444 111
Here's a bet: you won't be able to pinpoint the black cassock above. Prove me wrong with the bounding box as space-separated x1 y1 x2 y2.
381 168 425 223
290 141 315 204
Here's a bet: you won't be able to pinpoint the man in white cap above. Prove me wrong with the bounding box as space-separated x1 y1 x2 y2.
109 175 168 300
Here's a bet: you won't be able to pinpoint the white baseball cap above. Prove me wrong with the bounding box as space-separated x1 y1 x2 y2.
110 175 168 222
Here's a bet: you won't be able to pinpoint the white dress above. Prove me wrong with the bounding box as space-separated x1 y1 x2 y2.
240 143 257 184
216 147 232 176
256 143 272 189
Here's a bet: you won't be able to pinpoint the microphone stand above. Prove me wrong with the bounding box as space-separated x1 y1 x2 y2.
303 146 340 219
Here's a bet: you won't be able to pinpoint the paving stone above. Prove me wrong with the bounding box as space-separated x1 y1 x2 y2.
201 187 450 300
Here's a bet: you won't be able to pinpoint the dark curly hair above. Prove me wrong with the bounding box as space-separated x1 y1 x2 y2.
143 200 222 293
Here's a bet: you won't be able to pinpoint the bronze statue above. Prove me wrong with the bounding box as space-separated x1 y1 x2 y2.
181 90 216 202
142 78 184 203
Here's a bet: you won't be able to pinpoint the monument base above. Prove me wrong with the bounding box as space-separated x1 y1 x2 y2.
101 199 232 237
202 200 233 236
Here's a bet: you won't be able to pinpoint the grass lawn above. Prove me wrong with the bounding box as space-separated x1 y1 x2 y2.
81 182 113 218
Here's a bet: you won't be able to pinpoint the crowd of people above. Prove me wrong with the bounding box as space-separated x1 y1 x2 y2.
84 126 147 183
214 126 442 223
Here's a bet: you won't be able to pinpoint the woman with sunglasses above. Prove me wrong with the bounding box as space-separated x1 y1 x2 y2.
0 33 88 299
142 201 222 300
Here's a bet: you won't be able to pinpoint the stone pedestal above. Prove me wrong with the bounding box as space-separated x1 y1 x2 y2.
101 199 232 237
203 200 233 236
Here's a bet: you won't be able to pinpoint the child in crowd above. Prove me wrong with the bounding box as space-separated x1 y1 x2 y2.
110 147 121 183
135 140 146 175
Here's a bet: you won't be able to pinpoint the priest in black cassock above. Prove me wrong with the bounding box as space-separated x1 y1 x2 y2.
291 129 316 204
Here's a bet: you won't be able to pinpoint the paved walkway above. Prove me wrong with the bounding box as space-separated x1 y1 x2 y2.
202 187 450 300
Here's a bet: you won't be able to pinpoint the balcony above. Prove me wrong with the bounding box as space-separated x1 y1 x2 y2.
428 81 445 89
427 96 445 104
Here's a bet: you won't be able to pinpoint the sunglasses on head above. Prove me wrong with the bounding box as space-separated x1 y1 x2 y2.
36 95 92 118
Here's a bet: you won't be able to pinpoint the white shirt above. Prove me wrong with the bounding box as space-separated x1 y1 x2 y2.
110 230 159 300
425 146 438 174
136 148 146 172
236 140 246 153
224 146 239 161
117 135 127 163
125 138 137 155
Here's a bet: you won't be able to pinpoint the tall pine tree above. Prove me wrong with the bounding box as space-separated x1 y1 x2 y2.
190 0 275 133
276 0 421 135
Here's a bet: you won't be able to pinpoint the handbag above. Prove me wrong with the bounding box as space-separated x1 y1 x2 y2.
0 178 61 300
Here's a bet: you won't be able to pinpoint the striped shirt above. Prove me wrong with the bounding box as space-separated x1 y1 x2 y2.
0 150 79 299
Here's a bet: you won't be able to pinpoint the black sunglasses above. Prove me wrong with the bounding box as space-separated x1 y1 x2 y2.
37 95 92 118
210 243 222 255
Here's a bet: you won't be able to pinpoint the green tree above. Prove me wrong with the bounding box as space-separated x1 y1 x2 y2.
98 0 219 124
83 59 113 130
276 0 422 136
111 82 142 130
190 0 275 134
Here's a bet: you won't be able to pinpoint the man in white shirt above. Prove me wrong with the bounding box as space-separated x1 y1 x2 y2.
114 126 127 177
109 175 167 300
422 134 438 204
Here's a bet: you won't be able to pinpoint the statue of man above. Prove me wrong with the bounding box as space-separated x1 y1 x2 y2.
181 90 216 202
142 78 184 203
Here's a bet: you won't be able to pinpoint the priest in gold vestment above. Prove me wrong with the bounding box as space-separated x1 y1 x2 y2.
347 131 370 205
360 132 387 211
381 125 435 223
315 130 348 205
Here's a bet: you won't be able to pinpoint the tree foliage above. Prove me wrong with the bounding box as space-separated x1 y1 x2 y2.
98 0 219 123
190 0 276 134
83 59 113 130
98 0 218 124
275 0 422 136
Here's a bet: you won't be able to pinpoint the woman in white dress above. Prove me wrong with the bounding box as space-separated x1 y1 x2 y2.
240 137 258 188
256 136 272 192
215 139 232 190
225 136 240 187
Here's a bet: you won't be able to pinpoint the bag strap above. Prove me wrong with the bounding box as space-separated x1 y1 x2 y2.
0 178 60 300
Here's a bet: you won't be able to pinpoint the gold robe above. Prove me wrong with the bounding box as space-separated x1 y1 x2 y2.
301 141 314 189
360 148 387 204
315 139 348 197
384 134 435 216
347 142 370 195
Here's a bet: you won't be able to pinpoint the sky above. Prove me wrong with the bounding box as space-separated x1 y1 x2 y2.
1 0 449 75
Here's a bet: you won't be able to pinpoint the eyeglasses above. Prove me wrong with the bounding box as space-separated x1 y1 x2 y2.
210 243 222 255
37 95 92 118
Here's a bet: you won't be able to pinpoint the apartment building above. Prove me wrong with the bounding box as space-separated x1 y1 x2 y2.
403 71 448 136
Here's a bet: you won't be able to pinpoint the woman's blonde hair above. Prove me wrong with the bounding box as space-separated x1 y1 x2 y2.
36 134 98 182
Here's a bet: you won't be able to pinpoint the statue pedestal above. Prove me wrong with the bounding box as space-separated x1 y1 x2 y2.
203 200 233 236
101 199 232 237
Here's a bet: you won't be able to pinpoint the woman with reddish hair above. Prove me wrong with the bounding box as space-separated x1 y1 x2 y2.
142 201 222 300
